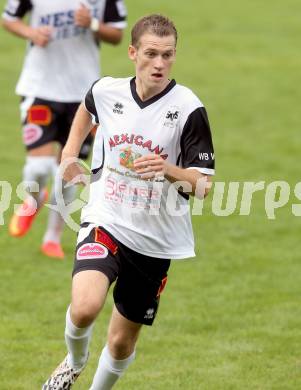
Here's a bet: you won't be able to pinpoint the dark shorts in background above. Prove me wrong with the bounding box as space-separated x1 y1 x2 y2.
20 97 93 159
73 224 170 326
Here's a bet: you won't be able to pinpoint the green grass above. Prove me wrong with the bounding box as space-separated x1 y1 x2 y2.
0 0 301 388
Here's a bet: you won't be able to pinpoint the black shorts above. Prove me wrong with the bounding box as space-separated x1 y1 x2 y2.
21 97 93 159
73 224 171 326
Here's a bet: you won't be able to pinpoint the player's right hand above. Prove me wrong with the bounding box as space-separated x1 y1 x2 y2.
30 26 52 47
74 3 92 28
60 157 89 186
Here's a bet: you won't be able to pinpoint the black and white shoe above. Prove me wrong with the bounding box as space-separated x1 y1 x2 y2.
42 355 86 390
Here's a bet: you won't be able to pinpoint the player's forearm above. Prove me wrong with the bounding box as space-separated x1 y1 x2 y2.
134 154 213 198
95 24 123 44
62 103 93 159
165 164 212 198
2 18 34 40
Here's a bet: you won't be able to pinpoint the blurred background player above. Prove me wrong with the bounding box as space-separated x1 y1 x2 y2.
2 0 127 258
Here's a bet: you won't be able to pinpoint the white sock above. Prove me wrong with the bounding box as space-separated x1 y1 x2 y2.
43 167 76 244
65 306 94 370
89 344 136 390
22 156 56 206
42 204 64 243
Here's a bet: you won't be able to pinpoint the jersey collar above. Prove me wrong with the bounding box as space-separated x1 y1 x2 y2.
130 77 176 109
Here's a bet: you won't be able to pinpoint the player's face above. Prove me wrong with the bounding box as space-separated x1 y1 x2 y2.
129 33 176 90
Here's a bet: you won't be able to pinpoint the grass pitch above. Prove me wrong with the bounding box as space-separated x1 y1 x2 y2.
0 0 301 389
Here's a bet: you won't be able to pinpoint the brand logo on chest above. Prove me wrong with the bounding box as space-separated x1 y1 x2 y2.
113 102 124 114
166 110 179 121
163 106 180 128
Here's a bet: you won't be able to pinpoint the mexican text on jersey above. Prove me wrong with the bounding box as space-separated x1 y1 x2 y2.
108 133 168 160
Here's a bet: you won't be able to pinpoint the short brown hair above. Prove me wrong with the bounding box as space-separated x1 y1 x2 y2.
131 14 178 48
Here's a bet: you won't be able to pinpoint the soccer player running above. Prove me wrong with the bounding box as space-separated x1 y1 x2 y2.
42 14 215 389
2 0 127 258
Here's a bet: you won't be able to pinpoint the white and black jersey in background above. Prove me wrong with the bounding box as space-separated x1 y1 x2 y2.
83 77 215 259
2 0 127 101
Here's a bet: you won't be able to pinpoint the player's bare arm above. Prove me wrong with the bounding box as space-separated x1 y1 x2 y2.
74 3 123 44
134 154 212 198
61 103 93 185
2 18 52 47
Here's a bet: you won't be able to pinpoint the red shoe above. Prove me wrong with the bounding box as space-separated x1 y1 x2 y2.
9 189 48 237
41 241 65 259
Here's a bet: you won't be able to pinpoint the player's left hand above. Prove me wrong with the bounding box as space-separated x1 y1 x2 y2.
74 3 92 28
134 154 169 180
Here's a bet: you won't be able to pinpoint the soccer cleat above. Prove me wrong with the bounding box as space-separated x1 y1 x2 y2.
41 241 65 259
9 189 48 237
42 355 85 390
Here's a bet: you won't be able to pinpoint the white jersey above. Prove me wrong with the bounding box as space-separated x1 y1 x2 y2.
83 77 215 259
2 0 127 102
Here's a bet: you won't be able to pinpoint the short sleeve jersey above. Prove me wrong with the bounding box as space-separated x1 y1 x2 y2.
2 0 127 101
83 77 215 259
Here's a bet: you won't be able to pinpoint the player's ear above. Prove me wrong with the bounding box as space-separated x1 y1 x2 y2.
128 45 137 61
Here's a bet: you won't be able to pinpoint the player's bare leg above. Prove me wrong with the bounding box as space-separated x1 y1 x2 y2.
29 143 57 157
43 271 110 389
89 305 141 389
70 270 110 327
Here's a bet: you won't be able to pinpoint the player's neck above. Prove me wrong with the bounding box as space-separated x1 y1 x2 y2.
135 77 170 101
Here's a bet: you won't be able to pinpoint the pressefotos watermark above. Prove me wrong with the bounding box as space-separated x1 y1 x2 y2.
0 158 300 232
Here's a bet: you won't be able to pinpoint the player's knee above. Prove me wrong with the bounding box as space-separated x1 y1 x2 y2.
108 331 137 359
23 156 56 190
71 299 101 327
